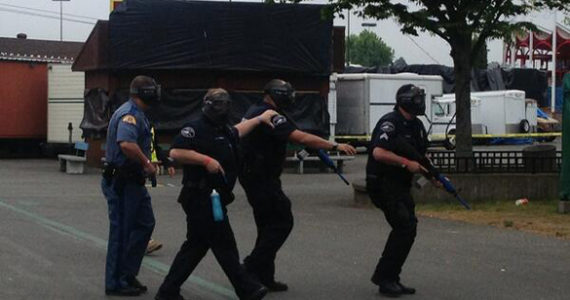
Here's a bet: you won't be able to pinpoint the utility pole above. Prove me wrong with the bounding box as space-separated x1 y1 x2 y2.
552 11 557 113
346 9 350 66
52 0 70 41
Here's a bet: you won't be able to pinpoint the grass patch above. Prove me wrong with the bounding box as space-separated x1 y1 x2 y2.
416 199 570 239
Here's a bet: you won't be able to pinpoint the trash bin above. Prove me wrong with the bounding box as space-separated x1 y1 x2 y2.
522 144 556 173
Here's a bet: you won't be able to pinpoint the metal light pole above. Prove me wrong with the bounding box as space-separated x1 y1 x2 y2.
52 0 70 41
346 9 351 66
552 11 557 113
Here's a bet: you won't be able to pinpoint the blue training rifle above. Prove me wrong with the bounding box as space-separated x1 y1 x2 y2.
392 136 471 210
273 111 350 185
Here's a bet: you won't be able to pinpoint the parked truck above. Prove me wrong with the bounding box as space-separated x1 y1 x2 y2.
431 90 538 148
329 73 544 149
329 73 444 145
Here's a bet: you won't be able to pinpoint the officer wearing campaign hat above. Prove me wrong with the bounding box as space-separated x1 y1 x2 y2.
365 84 431 297
102 75 161 296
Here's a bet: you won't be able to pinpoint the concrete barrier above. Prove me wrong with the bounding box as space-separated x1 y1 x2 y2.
353 173 559 206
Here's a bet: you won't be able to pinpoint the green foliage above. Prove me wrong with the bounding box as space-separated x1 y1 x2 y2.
325 1 569 61
347 30 394 67
320 0 569 156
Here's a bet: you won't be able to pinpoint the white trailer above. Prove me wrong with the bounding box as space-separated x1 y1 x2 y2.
430 96 485 135
330 73 444 140
47 64 85 143
432 90 537 136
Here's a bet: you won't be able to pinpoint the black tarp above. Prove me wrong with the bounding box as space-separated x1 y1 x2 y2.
80 88 110 138
346 61 548 103
109 0 332 75
502 68 548 106
81 89 329 138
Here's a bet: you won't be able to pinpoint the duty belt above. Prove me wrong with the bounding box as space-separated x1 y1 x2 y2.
183 178 208 189
366 174 379 181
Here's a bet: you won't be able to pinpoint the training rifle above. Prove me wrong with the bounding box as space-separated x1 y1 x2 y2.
390 136 471 210
272 111 350 185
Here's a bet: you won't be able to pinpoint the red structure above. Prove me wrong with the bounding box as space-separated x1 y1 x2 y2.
505 25 570 84
0 36 82 139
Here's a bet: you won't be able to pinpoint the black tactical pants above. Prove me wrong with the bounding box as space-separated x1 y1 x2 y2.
240 176 294 284
157 187 261 299
367 178 417 284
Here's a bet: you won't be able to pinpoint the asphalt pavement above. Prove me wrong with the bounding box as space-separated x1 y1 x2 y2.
0 152 568 300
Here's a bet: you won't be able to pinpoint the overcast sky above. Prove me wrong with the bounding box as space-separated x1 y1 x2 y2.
0 0 567 66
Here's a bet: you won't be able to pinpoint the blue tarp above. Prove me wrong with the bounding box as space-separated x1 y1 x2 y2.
537 107 549 119
489 138 535 145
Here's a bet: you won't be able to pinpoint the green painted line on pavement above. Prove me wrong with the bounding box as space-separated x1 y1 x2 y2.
0 200 237 299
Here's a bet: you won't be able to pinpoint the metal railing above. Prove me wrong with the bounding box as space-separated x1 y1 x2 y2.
427 150 562 174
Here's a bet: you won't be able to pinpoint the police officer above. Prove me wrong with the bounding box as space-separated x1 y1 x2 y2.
239 79 356 292
155 88 277 300
145 123 176 255
102 75 160 296
366 84 440 297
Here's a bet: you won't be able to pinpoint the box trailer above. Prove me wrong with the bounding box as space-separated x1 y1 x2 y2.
431 96 485 135
47 64 85 143
433 90 536 136
331 73 444 139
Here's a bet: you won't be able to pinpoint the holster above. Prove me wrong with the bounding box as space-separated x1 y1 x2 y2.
180 177 235 206
102 163 116 183
103 163 145 186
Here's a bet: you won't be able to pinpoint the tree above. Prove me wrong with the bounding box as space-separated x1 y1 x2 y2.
347 30 394 67
321 0 570 159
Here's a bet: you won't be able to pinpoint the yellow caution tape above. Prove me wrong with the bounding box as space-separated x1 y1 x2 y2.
334 132 561 141
335 135 372 141
430 132 561 139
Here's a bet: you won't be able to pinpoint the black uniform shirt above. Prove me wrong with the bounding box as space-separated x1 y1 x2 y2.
366 109 428 185
171 115 240 189
240 102 296 178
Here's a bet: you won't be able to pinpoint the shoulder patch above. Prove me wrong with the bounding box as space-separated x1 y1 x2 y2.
180 126 195 138
380 121 395 133
271 115 287 126
121 115 137 125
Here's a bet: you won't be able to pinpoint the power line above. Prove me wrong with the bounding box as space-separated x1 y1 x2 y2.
405 35 441 64
0 7 96 25
0 2 99 21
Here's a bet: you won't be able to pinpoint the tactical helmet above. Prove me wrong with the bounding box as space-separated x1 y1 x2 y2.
264 79 295 109
202 88 232 125
396 84 426 115
130 75 161 106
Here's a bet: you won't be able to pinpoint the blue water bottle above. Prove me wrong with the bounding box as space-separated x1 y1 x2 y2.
211 189 224 222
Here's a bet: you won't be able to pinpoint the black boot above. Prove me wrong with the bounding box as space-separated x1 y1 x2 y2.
242 286 268 300
154 292 185 300
262 281 288 292
378 281 403 298
126 276 148 293
105 286 142 297
397 282 416 294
